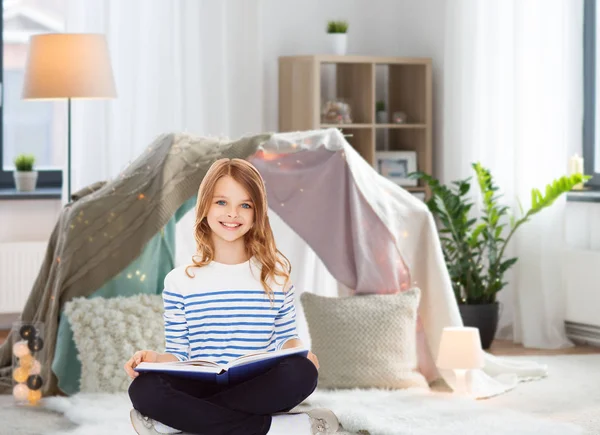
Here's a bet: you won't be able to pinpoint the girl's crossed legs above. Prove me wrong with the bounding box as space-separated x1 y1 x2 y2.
129 355 319 435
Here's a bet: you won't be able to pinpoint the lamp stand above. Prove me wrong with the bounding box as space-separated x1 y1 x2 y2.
67 97 72 201
453 369 469 396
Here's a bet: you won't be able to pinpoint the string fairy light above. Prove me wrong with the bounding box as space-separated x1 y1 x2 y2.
12 342 29 358
28 389 42 405
29 360 41 375
13 384 29 402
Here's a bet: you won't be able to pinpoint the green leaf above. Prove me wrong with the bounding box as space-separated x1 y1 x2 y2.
470 223 486 243
499 257 518 274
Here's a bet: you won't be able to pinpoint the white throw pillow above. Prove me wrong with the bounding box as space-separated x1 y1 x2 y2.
64 294 165 393
300 288 428 389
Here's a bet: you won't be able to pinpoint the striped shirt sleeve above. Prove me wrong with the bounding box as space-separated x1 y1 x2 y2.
162 277 189 362
274 284 300 350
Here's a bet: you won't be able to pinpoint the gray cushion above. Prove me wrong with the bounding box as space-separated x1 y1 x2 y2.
300 288 427 389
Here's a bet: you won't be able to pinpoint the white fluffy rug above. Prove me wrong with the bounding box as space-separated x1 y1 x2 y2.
1 355 597 435
37 388 582 435
297 388 584 435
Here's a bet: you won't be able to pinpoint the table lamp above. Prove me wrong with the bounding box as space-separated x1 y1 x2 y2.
21 33 117 199
436 326 485 395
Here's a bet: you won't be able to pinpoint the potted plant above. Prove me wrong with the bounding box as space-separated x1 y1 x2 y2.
327 20 348 55
376 101 388 123
411 164 588 349
13 154 38 192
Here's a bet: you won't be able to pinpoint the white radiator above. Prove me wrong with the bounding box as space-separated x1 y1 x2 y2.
0 242 46 314
564 249 600 346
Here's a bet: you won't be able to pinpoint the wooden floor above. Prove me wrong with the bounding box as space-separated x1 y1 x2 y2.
0 329 598 355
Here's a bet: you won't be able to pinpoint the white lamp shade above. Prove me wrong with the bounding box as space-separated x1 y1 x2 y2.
436 327 485 370
22 33 117 99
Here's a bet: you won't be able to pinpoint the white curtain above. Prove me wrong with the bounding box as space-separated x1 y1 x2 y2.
66 0 264 193
442 0 583 348
66 0 339 346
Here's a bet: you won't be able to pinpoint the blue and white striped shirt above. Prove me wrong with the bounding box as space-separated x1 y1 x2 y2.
162 257 299 364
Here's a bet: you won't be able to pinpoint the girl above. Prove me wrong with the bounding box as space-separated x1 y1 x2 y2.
124 158 340 435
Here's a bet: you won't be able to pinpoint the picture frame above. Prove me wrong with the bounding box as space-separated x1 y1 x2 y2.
375 151 418 186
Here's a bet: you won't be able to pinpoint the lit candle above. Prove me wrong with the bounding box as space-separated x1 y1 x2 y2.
569 154 584 190
569 154 583 175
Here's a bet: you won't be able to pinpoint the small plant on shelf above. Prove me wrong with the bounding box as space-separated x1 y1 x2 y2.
376 101 388 123
14 154 35 172
12 153 38 192
327 21 348 34
326 21 349 55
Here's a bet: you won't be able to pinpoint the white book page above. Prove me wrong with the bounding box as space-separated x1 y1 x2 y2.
135 361 221 374
178 360 222 368
225 346 308 370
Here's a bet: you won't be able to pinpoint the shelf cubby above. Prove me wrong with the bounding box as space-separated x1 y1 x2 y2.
279 55 432 197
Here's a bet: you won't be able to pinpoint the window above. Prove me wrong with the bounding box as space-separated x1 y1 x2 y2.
0 0 65 189
584 0 600 188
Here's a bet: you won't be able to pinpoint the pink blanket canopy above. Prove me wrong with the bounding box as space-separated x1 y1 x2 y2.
250 129 547 399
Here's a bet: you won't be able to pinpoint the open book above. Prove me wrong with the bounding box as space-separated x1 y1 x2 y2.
134 346 309 385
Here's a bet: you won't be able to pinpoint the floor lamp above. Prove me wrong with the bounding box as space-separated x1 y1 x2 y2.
21 34 117 200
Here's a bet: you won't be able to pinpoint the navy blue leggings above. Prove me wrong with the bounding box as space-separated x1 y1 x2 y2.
128 355 318 435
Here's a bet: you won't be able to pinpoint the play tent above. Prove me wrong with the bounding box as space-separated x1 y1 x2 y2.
0 129 546 398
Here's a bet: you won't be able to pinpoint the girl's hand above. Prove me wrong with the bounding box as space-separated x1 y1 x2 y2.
307 351 319 370
124 350 159 379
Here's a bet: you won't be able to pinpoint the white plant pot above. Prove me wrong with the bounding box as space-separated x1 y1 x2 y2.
328 33 347 55
14 171 38 192
376 111 389 124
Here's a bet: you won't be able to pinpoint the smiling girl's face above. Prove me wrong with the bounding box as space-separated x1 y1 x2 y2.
206 175 255 244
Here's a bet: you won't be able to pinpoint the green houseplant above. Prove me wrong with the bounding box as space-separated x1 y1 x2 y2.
13 153 38 192
326 20 348 55
411 163 588 348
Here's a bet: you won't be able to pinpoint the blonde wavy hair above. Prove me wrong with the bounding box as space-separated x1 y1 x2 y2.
185 158 291 299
